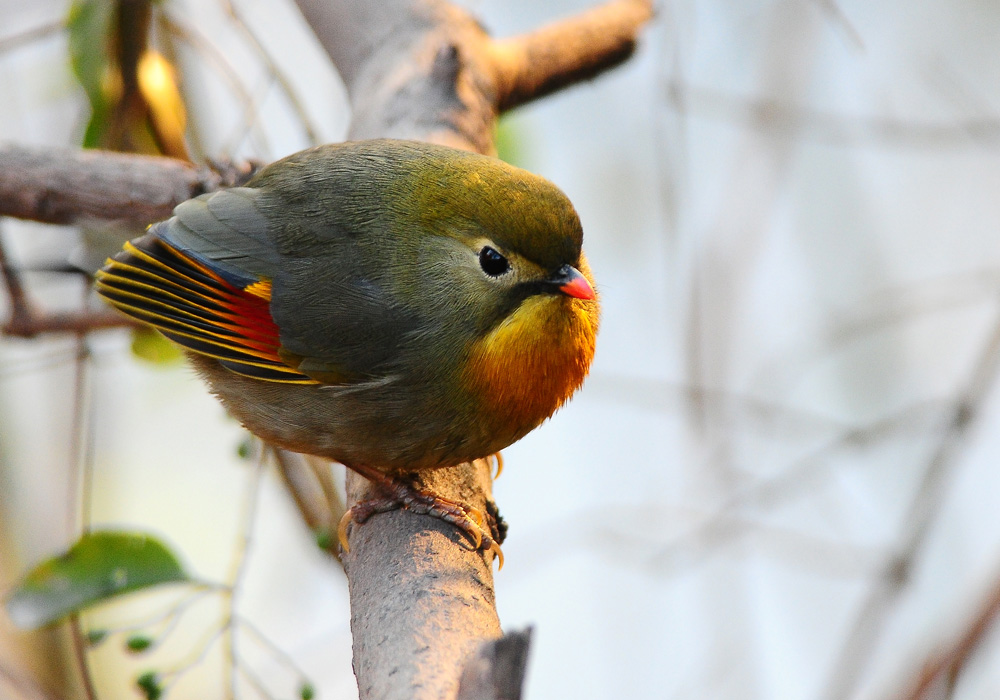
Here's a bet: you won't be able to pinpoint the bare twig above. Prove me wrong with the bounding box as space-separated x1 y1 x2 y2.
67 617 97 700
218 0 322 145
0 20 63 55
644 401 948 574
272 448 345 561
3 310 138 338
822 307 1000 700
807 0 864 50
225 444 267 699
1 223 138 337
0 224 36 331
899 563 1000 700
667 82 1000 147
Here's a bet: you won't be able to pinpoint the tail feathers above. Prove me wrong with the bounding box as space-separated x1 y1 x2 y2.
96 234 317 385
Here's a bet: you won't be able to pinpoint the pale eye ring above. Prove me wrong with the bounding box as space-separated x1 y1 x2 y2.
479 246 510 277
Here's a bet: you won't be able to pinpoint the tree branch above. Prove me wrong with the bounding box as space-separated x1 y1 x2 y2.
898 563 1000 700
343 460 502 700
456 628 533 700
0 145 257 225
294 0 654 152
489 0 654 111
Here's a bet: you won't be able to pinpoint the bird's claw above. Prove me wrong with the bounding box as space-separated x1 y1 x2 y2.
488 452 504 479
336 475 505 568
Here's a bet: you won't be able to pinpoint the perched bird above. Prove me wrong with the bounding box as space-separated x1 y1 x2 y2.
95 139 599 558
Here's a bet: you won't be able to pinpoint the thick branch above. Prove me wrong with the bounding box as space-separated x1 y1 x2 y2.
456 629 533 700
290 0 421 90
489 0 654 111
294 0 653 153
343 460 502 700
0 145 257 226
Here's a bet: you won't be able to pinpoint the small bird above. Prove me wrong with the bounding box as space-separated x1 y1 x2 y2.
95 139 599 559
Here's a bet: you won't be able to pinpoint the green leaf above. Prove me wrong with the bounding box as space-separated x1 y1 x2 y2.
126 634 154 652
300 682 315 700
6 530 190 630
236 435 253 460
66 0 116 147
86 628 108 646
66 0 114 105
130 327 183 365
136 670 163 700
314 528 332 551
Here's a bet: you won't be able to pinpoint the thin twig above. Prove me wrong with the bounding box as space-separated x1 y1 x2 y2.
305 455 345 528
0 223 37 332
4 310 139 337
225 443 267 699
66 282 98 698
646 402 948 573
108 587 220 638
69 298 95 534
807 0 865 50
157 13 272 159
822 304 1000 700
667 81 1000 147
160 621 229 694
218 0 322 145
237 617 312 692
899 562 1000 700
0 20 63 55
236 659 276 700
272 448 344 561
222 72 274 159
68 617 98 700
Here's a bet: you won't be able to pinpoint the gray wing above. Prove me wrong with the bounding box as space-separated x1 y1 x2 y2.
158 187 415 384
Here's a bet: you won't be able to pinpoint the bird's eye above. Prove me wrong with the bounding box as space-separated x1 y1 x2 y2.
479 246 510 277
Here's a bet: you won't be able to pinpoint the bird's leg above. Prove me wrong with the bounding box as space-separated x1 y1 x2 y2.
338 464 505 567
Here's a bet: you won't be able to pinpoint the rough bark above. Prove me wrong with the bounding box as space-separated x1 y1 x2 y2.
343 459 502 700
456 629 533 700
0 145 257 227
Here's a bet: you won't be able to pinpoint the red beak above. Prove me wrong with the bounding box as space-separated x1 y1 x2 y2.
556 265 596 300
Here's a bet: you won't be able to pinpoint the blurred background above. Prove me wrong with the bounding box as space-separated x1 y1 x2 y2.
2 0 1000 698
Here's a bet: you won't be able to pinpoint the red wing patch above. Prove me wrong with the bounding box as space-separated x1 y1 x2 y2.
95 236 318 384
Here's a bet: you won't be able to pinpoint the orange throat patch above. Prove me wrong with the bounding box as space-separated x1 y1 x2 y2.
462 294 598 437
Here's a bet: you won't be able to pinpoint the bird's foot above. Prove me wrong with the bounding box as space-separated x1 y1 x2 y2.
337 468 505 568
